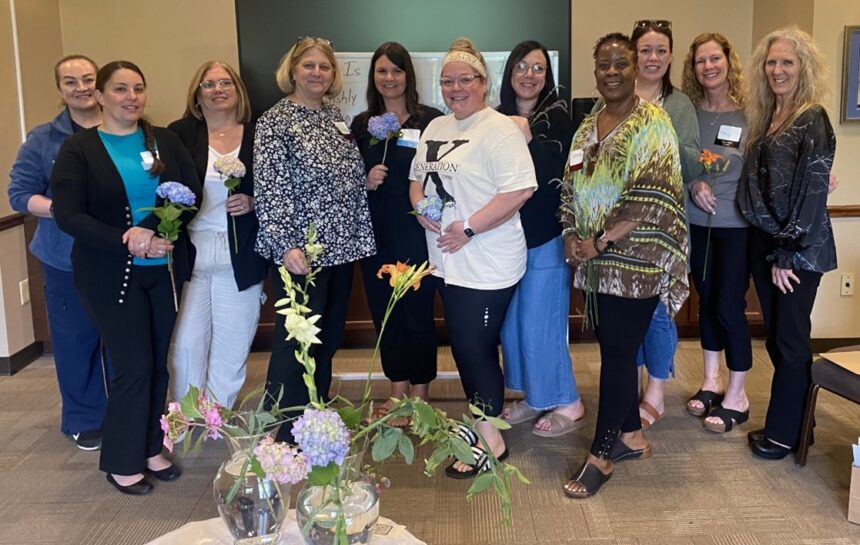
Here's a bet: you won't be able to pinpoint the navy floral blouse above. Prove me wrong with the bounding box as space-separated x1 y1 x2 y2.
253 98 375 267
737 105 836 273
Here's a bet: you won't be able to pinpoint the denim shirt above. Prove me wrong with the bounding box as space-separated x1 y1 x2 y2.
8 109 75 271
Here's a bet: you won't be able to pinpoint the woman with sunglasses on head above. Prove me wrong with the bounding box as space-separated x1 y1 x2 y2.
166 61 268 409
410 37 536 479
738 27 836 460
561 33 687 498
51 60 201 494
255 37 375 441
680 34 753 433
8 55 108 452
496 41 583 437
350 43 443 423
594 19 701 429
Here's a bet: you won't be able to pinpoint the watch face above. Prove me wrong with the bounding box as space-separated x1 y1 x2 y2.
464 227 476 238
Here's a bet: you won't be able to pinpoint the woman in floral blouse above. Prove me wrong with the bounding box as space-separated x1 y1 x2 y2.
254 37 375 442
560 33 687 498
738 26 836 461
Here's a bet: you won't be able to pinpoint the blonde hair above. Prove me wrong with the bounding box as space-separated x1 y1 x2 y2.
275 37 342 98
745 26 829 148
183 61 251 123
443 38 489 82
682 33 745 109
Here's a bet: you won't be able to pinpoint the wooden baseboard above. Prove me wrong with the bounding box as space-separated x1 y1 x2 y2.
0 341 44 376
811 338 860 354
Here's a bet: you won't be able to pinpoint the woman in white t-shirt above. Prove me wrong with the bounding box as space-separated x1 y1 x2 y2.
409 37 537 479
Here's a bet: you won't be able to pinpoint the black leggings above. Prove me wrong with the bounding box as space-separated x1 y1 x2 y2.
689 224 752 372
590 293 659 458
437 279 515 418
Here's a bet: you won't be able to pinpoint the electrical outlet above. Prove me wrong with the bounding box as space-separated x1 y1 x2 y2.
19 278 30 305
841 273 855 296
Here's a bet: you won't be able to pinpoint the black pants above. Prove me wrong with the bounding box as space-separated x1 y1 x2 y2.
436 279 515 418
749 230 821 448
266 262 353 442
80 265 177 475
359 255 437 384
590 293 659 458
689 224 752 372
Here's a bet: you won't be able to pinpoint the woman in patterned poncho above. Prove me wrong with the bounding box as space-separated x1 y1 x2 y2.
560 33 688 498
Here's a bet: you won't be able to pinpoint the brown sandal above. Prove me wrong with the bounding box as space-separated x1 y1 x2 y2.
639 401 664 430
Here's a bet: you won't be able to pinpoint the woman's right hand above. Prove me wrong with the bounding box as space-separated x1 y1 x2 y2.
690 181 717 215
283 248 310 275
365 164 388 191
563 235 582 266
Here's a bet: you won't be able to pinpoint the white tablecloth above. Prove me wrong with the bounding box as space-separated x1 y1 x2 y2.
145 510 426 545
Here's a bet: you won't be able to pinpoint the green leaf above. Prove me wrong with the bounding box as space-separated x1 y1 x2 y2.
467 473 495 497
338 406 362 430
397 434 414 464
307 462 339 486
468 404 485 417
180 386 202 418
371 427 400 461
413 402 436 426
450 437 476 464
249 457 266 479
485 416 512 430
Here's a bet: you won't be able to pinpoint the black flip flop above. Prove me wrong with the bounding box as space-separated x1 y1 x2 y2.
444 446 509 480
703 405 749 433
609 439 652 463
563 462 612 498
686 389 724 417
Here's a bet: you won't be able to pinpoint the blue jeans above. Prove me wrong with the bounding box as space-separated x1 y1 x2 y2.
635 302 678 380
501 236 580 409
43 263 108 435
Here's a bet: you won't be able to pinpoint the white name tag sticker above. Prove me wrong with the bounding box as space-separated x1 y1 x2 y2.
140 151 154 170
568 148 584 171
334 121 351 135
397 128 421 149
717 124 742 143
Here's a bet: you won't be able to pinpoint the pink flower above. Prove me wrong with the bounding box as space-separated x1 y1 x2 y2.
204 407 224 440
253 435 309 484
160 415 174 452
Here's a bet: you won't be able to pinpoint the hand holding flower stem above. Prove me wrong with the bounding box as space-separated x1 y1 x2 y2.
368 112 402 167
697 150 729 281
213 156 247 254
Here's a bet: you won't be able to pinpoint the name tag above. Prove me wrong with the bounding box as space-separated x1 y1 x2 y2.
140 151 154 170
568 148 584 171
397 128 421 149
715 124 742 148
334 121 352 138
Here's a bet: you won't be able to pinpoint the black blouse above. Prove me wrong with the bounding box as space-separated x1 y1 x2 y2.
737 105 836 273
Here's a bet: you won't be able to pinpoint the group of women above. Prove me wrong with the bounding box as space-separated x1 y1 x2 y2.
8 21 837 498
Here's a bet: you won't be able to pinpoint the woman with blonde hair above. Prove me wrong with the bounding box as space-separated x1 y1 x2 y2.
167 61 268 409
680 33 752 433
255 37 375 442
737 26 836 460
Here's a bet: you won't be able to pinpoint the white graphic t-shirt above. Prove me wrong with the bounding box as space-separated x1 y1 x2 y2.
409 107 537 289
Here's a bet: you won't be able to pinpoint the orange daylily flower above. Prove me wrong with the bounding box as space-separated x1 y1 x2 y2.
698 149 722 168
377 261 411 288
377 261 434 291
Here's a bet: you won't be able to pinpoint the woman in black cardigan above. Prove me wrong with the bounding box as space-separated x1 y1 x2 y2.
51 61 201 495
167 61 268 409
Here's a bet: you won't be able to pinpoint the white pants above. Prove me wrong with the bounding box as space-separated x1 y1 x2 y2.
169 230 263 408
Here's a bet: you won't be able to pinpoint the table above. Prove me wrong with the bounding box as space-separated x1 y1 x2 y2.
145 510 426 545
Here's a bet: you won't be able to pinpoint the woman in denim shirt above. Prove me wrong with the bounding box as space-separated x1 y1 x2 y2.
7 55 107 451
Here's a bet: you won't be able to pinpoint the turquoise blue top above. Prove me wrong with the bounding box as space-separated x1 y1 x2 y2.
98 128 167 266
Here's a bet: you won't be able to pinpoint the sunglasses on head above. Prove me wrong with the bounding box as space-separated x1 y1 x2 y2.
634 19 672 31
297 36 335 49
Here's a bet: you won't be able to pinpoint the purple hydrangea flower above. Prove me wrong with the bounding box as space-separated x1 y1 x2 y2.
416 195 444 222
156 181 197 207
292 408 351 468
367 112 401 141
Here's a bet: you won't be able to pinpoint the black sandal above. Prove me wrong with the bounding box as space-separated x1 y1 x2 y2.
609 439 652 463
686 389 724 417
563 462 612 498
450 423 478 447
703 405 749 433
444 445 508 480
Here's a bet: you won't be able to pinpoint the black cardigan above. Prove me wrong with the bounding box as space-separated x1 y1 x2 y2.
167 116 269 291
50 126 201 304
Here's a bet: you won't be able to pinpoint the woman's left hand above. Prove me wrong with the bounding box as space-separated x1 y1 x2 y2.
146 236 174 259
227 193 254 216
437 220 472 254
123 226 155 259
772 264 800 294
828 172 839 195
577 237 599 263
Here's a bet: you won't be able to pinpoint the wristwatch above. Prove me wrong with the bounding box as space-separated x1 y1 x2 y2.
463 219 476 238
593 229 614 254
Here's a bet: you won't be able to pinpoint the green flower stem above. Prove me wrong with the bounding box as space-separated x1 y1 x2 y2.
167 249 178 312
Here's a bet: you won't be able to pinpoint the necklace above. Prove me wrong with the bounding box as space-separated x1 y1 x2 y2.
208 124 239 138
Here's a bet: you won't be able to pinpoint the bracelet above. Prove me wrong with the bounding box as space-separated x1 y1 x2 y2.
592 237 603 255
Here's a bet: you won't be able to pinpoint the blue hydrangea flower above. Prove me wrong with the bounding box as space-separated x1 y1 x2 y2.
416 195 444 222
367 112 401 141
156 181 197 207
292 408 351 468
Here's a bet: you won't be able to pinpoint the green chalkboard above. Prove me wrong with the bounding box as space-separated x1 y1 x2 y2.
235 0 571 118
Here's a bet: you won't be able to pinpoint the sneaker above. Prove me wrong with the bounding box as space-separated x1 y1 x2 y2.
72 430 102 451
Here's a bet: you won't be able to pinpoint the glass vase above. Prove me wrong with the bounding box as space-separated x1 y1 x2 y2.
295 479 379 545
213 440 288 545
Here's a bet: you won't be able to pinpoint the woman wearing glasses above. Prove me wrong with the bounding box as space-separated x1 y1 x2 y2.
561 33 687 497
255 37 374 441
496 41 583 437
351 43 443 423
409 37 536 478
167 61 268 408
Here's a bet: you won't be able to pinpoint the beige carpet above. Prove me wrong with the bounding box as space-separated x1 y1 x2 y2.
1 341 859 544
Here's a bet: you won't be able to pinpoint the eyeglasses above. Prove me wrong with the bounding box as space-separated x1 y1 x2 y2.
439 74 482 88
514 62 547 76
634 19 672 31
199 79 234 91
297 36 335 49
